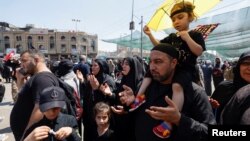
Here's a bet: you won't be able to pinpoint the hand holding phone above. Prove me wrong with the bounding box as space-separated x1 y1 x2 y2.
18 68 27 76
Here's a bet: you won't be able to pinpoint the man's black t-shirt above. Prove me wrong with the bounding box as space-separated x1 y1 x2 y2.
134 80 216 141
10 72 58 141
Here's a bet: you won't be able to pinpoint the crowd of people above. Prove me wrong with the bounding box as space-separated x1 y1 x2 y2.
0 1 249 141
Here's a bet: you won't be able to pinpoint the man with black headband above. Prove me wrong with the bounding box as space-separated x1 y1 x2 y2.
118 43 215 141
130 1 206 138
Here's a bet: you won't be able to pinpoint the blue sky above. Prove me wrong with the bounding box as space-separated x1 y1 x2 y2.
0 0 248 51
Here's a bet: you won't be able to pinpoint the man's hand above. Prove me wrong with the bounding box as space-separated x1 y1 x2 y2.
119 85 135 106
16 67 28 90
55 127 72 140
145 96 181 126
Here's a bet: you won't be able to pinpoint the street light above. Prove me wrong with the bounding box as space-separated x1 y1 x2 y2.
129 0 135 56
72 19 80 32
72 19 81 61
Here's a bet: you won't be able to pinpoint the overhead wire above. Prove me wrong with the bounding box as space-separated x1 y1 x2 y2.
99 0 165 39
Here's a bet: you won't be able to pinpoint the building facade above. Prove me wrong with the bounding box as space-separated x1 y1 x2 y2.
0 22 98 62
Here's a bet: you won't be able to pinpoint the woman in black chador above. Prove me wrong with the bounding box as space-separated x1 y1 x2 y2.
113 56 144 141
82 58 116 141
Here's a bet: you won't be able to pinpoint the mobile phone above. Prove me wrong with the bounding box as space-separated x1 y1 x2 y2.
18 68 27 76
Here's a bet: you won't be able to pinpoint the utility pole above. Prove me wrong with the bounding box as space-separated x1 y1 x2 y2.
72 19 80 61
140 16 143 58
129 0 135 56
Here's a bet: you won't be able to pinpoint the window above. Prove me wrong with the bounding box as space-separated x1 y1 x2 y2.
27 36 33 49
71 45 77 54
91 40 95 51
50 36 54 40
61 44 66 53
50 43 55 49
81 45 86 53
82 37 87 42
71 45 76 49
91 40 95 47
49 36 55 48
16 36 22 41
71 36 76 42
4 36 9 42
5 43 10 49
61 36 66 41
38 36 44 41
28 36 32 42
16 44 22 53
39 45 45 50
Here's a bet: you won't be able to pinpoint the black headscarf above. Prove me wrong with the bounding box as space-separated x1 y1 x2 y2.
233 50 250 90
93 59 110 83
212 51 250 123
56 59 74 77
120 57 144 93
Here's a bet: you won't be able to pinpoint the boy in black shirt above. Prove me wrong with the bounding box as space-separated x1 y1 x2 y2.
23 86 81 141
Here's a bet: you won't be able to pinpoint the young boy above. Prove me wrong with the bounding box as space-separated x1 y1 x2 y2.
130 1 206 139
23 86 81 141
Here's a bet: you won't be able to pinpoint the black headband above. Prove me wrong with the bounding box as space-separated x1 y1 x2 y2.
170 7 193 18
151 43 179 59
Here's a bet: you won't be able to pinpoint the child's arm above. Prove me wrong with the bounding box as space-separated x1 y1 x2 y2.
178 31 204 56
143 25 160 46
137 77 152 95
172 83 184 111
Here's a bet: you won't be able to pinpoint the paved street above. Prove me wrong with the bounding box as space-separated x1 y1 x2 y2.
0 82 14 141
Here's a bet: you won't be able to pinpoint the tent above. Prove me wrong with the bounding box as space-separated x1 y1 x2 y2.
102 30 153 50
103 5 250 59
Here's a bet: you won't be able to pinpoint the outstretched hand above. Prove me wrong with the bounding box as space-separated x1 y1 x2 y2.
99 83 113 96
111 105 127 115
145 96 181 125
119 85 135 106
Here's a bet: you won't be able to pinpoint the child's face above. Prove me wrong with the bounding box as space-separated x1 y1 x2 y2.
171 12 190 32
95 111 109 128
44 107 61 120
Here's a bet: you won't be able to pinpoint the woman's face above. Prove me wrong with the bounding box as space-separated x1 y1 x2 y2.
122 60 131 76
240 58 250 83
91 61 100 75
